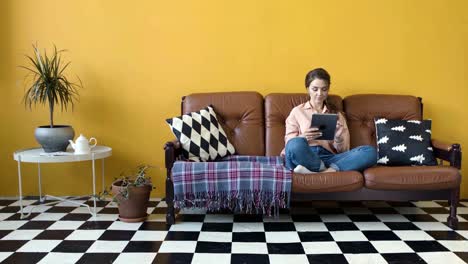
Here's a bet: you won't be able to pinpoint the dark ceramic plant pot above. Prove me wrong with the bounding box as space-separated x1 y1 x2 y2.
111 180 152 223
34 125 75 152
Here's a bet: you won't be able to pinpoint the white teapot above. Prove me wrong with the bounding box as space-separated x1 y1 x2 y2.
69 134 97 154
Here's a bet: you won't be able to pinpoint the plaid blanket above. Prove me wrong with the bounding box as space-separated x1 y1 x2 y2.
172 155 292 215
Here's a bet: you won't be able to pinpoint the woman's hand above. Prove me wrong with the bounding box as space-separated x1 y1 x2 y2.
302 127 323 142
334 120 344 143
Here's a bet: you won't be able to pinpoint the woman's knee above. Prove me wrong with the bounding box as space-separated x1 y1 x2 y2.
286 137 308 153
357 145 378 165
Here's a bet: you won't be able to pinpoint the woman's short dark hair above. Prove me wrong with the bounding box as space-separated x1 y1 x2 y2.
305 68 331 88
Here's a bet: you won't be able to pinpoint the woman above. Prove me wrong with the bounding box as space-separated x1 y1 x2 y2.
284 68 377 173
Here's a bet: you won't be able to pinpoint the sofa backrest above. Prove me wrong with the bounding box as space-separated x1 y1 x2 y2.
264 93 343 156
182 91 265 156
343 94 422 148
179 92 422 157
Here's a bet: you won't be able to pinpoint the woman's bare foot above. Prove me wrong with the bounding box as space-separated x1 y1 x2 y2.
322 167 337 173
293 165 316 174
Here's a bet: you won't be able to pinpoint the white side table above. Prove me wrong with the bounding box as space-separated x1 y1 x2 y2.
13 146 112 219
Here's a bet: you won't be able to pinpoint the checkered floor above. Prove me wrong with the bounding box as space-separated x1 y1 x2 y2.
0 198 467 264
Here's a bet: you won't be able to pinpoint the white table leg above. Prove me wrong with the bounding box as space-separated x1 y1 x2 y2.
38 162 43 202
42 195 93 209
92 153 97 217
17 155 25 219
102 158 105 193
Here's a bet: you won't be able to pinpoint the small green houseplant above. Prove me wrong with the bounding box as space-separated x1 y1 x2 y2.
20 43 82 152
110 164 155 222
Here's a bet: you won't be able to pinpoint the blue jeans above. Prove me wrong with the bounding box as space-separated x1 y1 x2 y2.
285 137 377 172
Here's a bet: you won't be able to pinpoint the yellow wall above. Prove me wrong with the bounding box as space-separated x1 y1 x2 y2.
1 0 467 198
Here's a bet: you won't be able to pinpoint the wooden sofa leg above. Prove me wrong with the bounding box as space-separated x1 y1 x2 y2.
166 175 176 225
447 187 459 229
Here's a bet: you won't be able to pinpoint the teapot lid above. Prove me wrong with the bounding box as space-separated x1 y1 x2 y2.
76 134 88 141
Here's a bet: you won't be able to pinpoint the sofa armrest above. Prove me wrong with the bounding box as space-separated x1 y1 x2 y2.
432 139 453 152
164 139 182 171
431 139 462 169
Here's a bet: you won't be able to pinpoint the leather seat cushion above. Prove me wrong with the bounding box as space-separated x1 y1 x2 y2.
292 171 363 193
364 166 460 190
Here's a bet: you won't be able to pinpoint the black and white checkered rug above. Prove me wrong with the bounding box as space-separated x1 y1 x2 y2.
0 197 467 264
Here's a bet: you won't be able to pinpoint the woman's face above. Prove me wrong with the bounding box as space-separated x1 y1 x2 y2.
307 78 329 105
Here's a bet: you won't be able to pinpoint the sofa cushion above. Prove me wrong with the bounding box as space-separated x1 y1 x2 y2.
292 171 363 193
264 93 343 156
166 105 236 161
364 166 460 190
183 92 265 156
343 94 422 149
375 118 436 166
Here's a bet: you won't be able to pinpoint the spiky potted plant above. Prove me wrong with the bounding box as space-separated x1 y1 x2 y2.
111 164 154 222
20 43 81 152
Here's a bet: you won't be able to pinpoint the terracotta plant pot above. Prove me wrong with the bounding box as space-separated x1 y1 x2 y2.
111 180 152 222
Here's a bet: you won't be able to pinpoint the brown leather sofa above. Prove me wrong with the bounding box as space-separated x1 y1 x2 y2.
164 92 462 228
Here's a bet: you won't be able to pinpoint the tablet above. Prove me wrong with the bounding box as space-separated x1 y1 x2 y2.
310 113 338 140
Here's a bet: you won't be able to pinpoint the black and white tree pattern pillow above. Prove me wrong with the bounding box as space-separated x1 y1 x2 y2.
166 106 236 162
374 118 437 166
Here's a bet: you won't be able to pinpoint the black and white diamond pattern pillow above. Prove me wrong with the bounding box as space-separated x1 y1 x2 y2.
166 106 236 162
374 118 437 166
